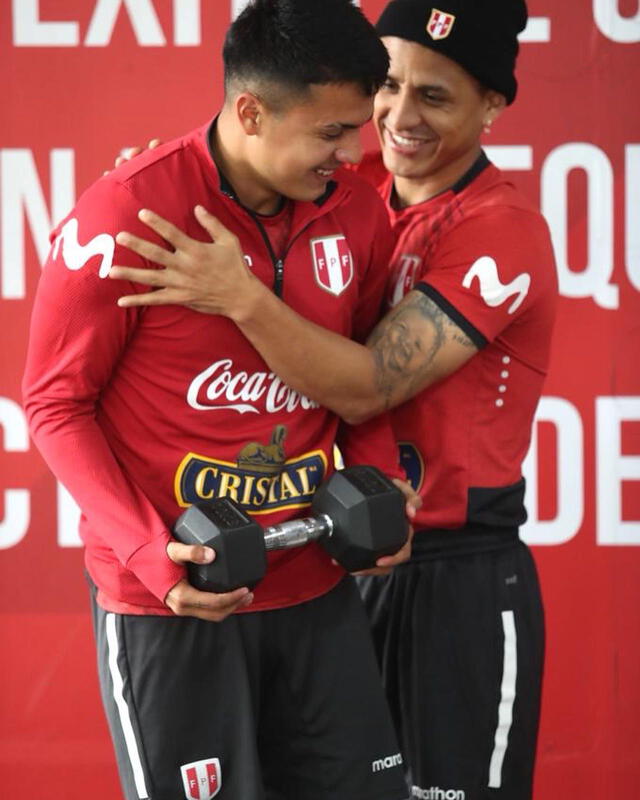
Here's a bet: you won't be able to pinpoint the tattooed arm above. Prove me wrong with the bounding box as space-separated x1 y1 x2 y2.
110 207 478 422
366 291 477 413
232 287 478 424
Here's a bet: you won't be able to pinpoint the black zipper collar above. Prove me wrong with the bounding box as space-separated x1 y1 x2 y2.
450 150 491 194
389 149 491 210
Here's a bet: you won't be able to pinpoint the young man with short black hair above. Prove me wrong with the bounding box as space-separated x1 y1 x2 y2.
22 2 412 798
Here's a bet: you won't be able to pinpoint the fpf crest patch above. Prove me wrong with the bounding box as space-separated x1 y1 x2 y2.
426 8 456 40
310 234 354 296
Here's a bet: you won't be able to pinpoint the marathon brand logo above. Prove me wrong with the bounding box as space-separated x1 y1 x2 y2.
52 218 115 278
426 9 456 40
372 752 403 772
462 256 531 314
175 448 327 513
311 234 354 296
187 359 319 415
411 787 465 800
180 757 221 800
389 253 422 306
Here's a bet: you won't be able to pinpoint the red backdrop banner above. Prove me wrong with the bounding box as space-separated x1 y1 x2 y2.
1 1 638 797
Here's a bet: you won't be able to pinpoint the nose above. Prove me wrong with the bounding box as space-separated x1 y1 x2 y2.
335 130 363 166
385 89 421 132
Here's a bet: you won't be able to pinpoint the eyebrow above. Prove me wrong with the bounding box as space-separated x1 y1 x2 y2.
386 74 449 94
321 114 373 131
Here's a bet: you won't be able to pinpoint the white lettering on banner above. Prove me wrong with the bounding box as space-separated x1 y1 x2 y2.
596 397 640 545
541 143 618 310
2 395 638 550
518 17 551 42
187 359 319 414
1 149 75 300
85 0 166 47
233 0 359 17
626 145 640 291
174 0 201 46
484 146 533 171
0 398 30 550
11 1 544 46
521 397 584 546
490 142 640 307
13 0 79 46
12 0 201 47
57 482 82 548
593 0 640 42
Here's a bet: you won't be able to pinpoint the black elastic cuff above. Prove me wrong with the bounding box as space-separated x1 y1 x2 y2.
415 282 487 349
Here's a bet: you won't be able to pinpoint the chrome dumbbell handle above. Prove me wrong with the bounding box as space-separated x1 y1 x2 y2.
263 514 333 551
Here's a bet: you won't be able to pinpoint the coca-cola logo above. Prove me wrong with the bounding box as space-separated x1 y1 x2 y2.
187 359 319 414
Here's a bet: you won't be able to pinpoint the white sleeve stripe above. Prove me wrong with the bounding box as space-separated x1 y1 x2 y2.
105 613 150 799
488 609 517 788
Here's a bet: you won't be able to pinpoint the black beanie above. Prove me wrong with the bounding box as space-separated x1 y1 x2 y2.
375 0 528 104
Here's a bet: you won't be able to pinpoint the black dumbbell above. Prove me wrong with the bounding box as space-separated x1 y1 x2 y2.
173 465 408 593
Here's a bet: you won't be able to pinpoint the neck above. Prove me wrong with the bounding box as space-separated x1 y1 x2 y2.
213 109 283 215
391 143 483 209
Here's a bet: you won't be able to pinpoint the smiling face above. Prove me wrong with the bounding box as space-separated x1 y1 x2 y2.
239 82 373 212
374 36 505 207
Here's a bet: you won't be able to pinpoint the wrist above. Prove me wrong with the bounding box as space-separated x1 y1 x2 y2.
229 273 269 325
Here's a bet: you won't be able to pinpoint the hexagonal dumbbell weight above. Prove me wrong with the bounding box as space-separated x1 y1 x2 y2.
173 465 408 593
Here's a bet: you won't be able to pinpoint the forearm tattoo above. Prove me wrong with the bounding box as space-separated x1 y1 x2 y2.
368 293 474 407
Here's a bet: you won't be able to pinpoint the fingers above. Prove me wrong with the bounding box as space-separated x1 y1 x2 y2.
115 230 174 266
352 566 394 577
110 264 167 286
148 138 161 149
165 578 254 622
138 208 192 249
166 541 215 565
371 522 413 570
374 544 411 569
392 477 422 519
194 205 237 245
115 146 143 169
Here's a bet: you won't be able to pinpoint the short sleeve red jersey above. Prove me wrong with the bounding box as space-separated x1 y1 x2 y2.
355 151 558 530
23 122 399 614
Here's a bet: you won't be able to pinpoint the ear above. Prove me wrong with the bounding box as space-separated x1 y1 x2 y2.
483 90 507 127
235 92 264 136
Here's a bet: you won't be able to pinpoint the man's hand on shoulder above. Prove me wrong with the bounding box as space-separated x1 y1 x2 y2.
109 206 267 319
105 138 162 175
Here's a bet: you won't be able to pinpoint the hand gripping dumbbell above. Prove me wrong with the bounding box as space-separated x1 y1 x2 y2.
173 465 408 593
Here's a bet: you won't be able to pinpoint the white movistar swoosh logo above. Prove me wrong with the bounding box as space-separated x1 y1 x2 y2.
462 256 530 314
52 218 115 278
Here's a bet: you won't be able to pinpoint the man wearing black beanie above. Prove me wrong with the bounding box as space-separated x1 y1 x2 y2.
110 2 557 798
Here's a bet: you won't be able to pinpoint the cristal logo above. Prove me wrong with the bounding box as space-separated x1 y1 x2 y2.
187 359 319 414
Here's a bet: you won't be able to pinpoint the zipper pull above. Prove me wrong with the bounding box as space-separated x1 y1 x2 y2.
274 259 284 297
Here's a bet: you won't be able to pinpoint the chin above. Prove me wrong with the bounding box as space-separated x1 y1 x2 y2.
382 150 413 176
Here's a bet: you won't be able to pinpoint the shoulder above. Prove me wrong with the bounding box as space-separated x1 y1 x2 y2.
53 126 208 240
334 164 390 230
444 166 554 261
111 126 204 183
351 150 390 194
